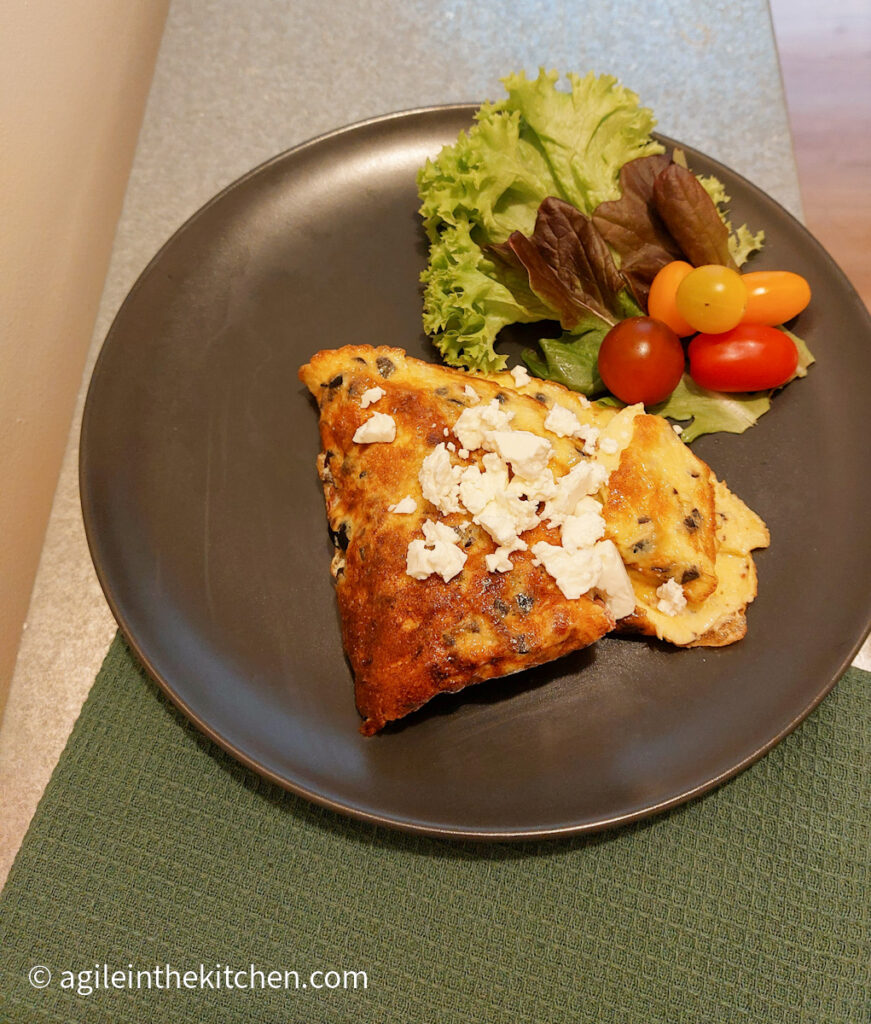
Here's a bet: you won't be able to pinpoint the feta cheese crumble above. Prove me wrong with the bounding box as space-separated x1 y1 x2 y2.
530 541 601 600
594 540 637 619
509 364 531 388
463 384 480 404
418 443 462 514
485 540 527 573
544 404 582 438
352 412 396 444
656 578 687 616
542 461 608 526
489 429 552 480
459 454 537 549
452 400 514 452
388 496 417 514
531 538 635 618
359 386 385 408
406 519 466 582
575 423 600 455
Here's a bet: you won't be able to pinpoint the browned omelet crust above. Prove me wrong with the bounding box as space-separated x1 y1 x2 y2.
299 345 615 734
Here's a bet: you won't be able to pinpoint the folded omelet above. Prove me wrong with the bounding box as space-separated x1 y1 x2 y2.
300 345 768 733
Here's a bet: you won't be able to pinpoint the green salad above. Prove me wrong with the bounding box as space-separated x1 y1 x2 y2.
416 69 813 442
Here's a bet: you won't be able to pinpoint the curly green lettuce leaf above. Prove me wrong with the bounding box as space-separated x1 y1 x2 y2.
729 223 766 266
420 218 552 372
491 70 664 215
418 107 558 244
783 327 815 380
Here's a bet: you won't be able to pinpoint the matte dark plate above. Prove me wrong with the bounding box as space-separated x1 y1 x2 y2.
81 106 871 840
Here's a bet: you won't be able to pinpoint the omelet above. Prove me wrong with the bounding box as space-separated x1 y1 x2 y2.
300 345 768 732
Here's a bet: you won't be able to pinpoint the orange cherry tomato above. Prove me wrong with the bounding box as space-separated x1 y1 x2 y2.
648 261 695 336
675 265 747 334
741 271 811 326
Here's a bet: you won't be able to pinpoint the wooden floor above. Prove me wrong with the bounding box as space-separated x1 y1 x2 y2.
770 0 871 308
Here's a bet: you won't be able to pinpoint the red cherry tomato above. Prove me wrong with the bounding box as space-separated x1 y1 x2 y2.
741 271 811 325
688 325 799 392
648 261 695 336
598 317 685 405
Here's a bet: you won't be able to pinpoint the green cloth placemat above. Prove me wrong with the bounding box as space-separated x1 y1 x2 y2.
1 636 868 1023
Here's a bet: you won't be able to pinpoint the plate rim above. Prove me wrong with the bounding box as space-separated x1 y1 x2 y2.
80 104 871 842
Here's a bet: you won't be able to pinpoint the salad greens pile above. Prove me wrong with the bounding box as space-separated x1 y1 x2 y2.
416 69 811 441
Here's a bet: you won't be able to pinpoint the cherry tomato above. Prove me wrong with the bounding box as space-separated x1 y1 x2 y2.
648 261 695 336
688 325 799 392
741 271 811 325
598 317 685 405
675 264 746 334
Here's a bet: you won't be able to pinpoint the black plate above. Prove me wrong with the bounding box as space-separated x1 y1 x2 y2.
81 106 871 840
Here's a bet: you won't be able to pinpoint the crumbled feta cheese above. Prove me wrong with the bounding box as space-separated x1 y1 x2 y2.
532 537 635 616
421 519 460 546
458 448 470 459
406 519 467 583
443 427 449 437
561 508 606 551
530 541 601 600
406 523 466 583
352 412 396 444
458 454 508 516
463 384 480 404
509 364 531 388
485 541 526 573
452 400 514 452
599 437 619 455
672 423 684 435
594 540 636 619
656 578 687 616
506 465 556 505
489 429 552 480
544 404 582 438
459 455 538 548
475 503 525 548
418 443 462 514
543 461 608 525
388 496 417 514
575 423 600 455
360 386 385 408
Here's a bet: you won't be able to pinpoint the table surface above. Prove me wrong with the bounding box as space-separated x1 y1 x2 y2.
1 0 868 888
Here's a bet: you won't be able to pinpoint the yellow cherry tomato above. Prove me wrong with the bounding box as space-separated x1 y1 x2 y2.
648 261 695 336
741 270 811 325
675 264 747 334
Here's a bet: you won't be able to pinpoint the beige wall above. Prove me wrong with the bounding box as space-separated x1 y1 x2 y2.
0 1 169 708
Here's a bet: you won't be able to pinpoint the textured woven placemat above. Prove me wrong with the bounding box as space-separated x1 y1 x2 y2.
0 634 868 1023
